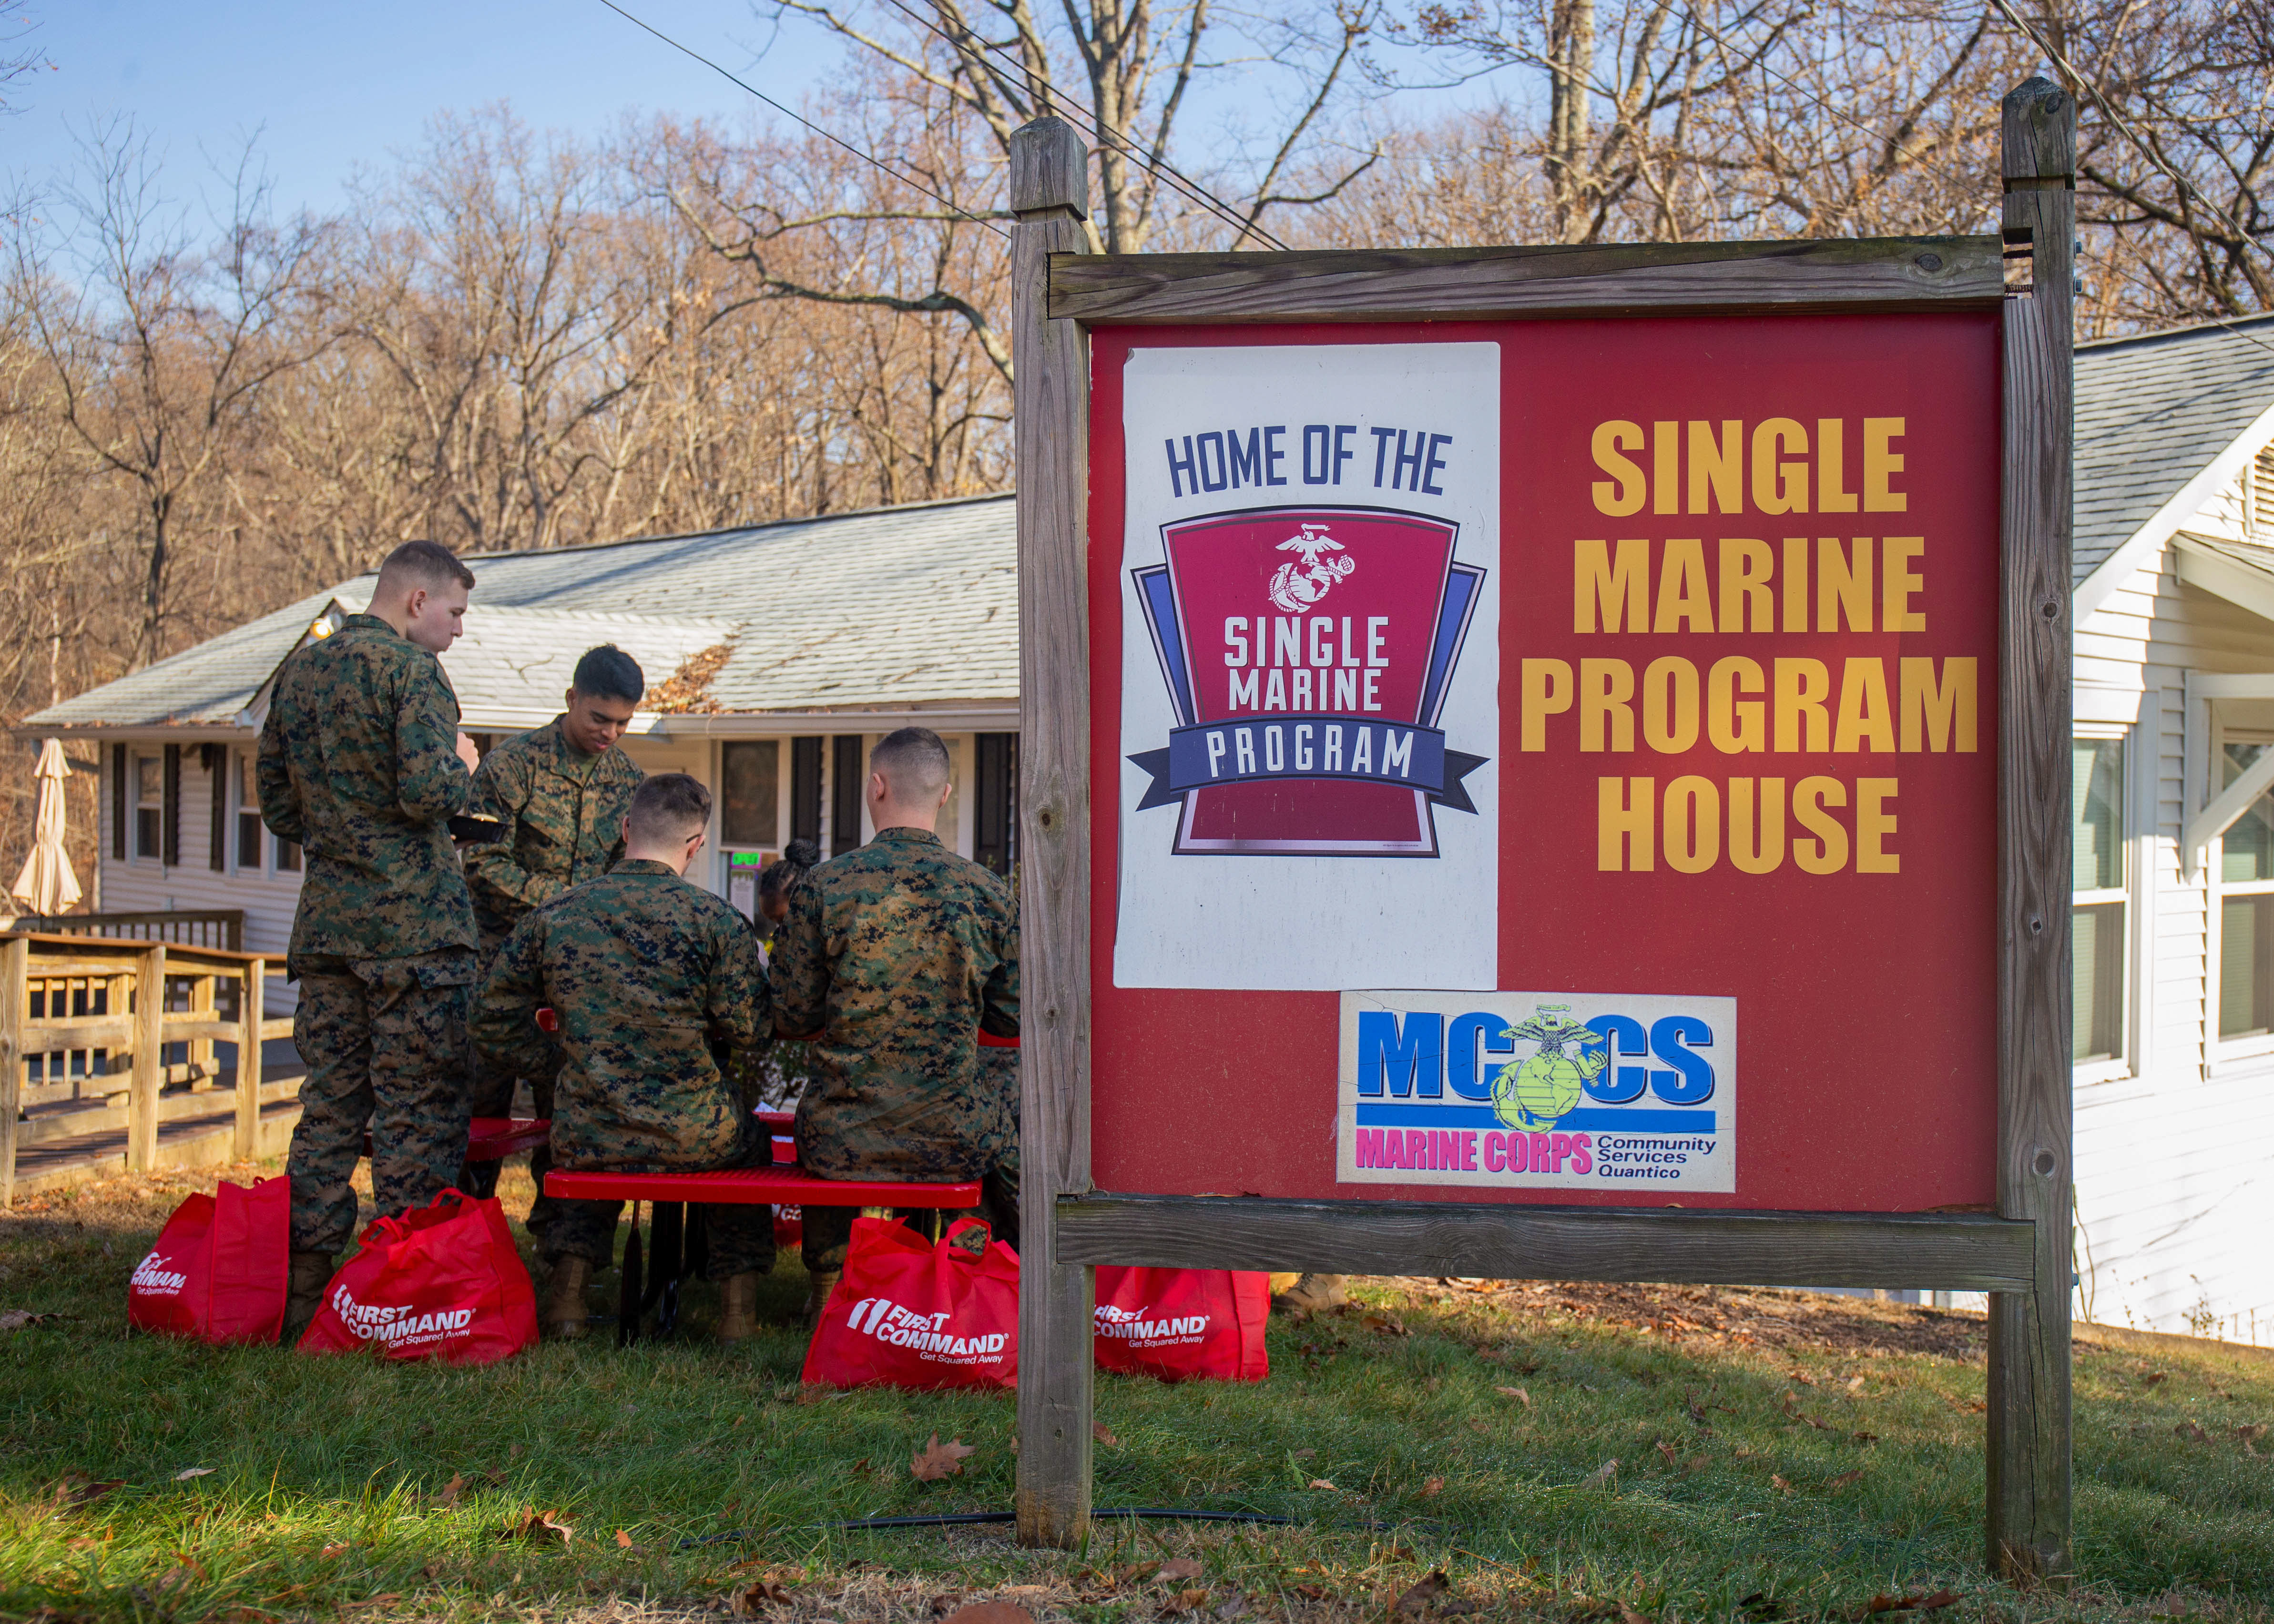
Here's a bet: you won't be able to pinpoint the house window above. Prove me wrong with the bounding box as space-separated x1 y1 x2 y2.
974 732 1018 876
275 832 301 873
720 741 780 849
2072 736 2126 1062
2218 741 2274 1038
237 752 265 873
134 755 163 860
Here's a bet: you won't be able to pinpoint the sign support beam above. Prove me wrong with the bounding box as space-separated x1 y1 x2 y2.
1990 74 2077 1588
1011 113 1098 1553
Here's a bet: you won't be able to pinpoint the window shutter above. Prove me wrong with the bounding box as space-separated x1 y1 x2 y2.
790 736 823 846
2257 446 2274 539
830 735 864 856
111 742 127 861
163 743 182 867
207 746 226 872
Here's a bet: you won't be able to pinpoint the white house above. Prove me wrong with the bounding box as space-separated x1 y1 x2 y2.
26 314 2274 1343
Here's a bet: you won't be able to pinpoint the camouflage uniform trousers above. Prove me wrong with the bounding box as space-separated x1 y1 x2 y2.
545 1111 778 1280
456 941 561 1226
797 1042 1020 1273
286 947 475 1257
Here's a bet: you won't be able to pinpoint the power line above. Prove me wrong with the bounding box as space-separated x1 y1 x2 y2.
868 0 1294 250
594 0 1009 240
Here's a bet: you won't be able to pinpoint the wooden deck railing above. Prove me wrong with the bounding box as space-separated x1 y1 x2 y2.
0 931 289 1206
1 909 245 951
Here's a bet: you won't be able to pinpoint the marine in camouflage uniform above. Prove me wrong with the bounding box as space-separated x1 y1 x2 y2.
258 611 478 1262
471 858 776 1285
459 715 643 1211
769 826 1019 1273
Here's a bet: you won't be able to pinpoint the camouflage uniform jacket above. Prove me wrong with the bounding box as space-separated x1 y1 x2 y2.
769 827 1018 1180
463 717 643 954
257 612 477 963
471 860 771 1171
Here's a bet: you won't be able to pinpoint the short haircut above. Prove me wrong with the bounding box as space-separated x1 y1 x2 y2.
627 771 711 843
572 644 645 704
375 539 474 594
871 727 950 801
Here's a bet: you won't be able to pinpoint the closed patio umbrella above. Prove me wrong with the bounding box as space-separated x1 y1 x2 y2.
11 738 82 915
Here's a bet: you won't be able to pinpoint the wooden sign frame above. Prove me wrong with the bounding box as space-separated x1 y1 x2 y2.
1011 80 2076 1585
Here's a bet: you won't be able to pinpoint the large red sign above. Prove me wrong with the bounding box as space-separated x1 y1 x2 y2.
1089 312 2002 1213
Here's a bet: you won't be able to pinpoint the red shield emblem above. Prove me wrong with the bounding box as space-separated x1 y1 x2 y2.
1131 505 1486 857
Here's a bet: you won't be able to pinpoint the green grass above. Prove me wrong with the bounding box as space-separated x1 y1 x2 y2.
1 1158 2270 1624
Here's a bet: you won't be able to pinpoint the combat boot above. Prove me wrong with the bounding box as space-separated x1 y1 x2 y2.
1271 1273 1348 1315
281 1250 334 1345
542 1255 591 1341
802 1269 841 1327
717 1271 763 1342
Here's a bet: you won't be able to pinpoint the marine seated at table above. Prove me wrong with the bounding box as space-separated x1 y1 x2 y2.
470 771 777 1342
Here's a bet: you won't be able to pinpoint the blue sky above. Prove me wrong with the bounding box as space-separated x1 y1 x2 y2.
5 0 1506 221
5 0 841 212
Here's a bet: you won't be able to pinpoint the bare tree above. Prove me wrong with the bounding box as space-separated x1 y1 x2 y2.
0 0 54 114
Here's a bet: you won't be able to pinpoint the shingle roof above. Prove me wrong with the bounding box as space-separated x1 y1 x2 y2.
2076 315 2274 586
27 493 1017 731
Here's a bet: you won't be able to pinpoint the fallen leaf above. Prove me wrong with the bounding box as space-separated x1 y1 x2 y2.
436 1473 468 1508
941 1608 1033 1624
911 1434 978 1482
1396 1572 1450 1613
1294 1585 1329 1601
1362 1311 1407 1336
1826 1470 1863 1489
2176 1419 2210 1443
1495 1386 1533 1407
1179 1589 1213 1611
1583 1459 1619 1487
0 1309 64 1330
615 1529 644 1552
501 1506 574 1547
1419 1475 1444 1498
1094 1422 1121 1448
54 1476 126 1511
320 1543 349 1560
2236 1422 2268 1442
1291 1448 1316 1460
1918 1592 1960 1610
734 1580 795 1615
153 1559 205 1595
66 1537 99 1552
1620 1607 1651 1624
1306 1478 1338 1491
1656 1441 1679 1467
1215 1597 1250 1620
509 1443 524 1458
1159 1558 1205 1582
1846 1376 1866 1391
1771 1474 1794 1495
173 1467 215 1481
2141 1371 2167 1387
1853 1432 1879 1444
929 1594 966 1615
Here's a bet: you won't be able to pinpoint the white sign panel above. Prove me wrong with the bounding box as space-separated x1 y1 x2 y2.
1113 342 1501 990
1336 989 1738 1193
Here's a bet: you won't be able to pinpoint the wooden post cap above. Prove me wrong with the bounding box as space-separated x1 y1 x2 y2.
2001 76 2075 181
1010 116 1089 220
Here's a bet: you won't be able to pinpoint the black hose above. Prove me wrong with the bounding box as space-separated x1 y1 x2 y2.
680 1506 1434 1549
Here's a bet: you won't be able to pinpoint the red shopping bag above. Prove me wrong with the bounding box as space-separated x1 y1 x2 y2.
802 1217 1018 1391
297 1189 537 1365
1093 1267 1270 1382
128 1176 290 1345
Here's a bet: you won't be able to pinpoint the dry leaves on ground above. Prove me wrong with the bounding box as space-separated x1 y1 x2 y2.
152 1557 206 1596
501 1506 574 1548
911 1434 978 1482
1850 1591 1960 1618
939 1606 1036 1624
1395 1572 1450 1614
1158 1559 1206 1582
2239 1423 2268 1455
615 1529 646 1553
2175 1420 2210 1443
1093 1422 1121 1448
1306 1478 1339 1491
1826 1470 1864 1489
1176 1588 1213 1612
1362 1311 1407 1335
1496 1386 1532 1407
1419 1475 1445 1498
1771 1475 1794 1495
435 1473 468 1508
319 1543 349 1560
51 1475 125 1511
733 1579 796 1615
173 1467 214 1481
1582 1460 1619 1487
0 1309 67 1330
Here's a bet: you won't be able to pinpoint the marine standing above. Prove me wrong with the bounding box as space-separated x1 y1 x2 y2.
258 540 483 1339
472 773 778 1341
458 644 647 1219
769 727 1020 1315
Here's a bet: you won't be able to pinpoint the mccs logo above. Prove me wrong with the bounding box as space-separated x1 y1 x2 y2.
1130 506 1489 857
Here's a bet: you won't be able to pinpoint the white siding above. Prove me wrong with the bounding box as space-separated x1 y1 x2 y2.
2070 539 2274 1344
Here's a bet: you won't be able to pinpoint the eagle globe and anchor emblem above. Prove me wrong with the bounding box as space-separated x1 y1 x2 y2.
1129 505 1490 858
1493 1005 1610 1132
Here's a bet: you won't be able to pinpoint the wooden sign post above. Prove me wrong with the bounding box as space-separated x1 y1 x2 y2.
1013 79 2075 1585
